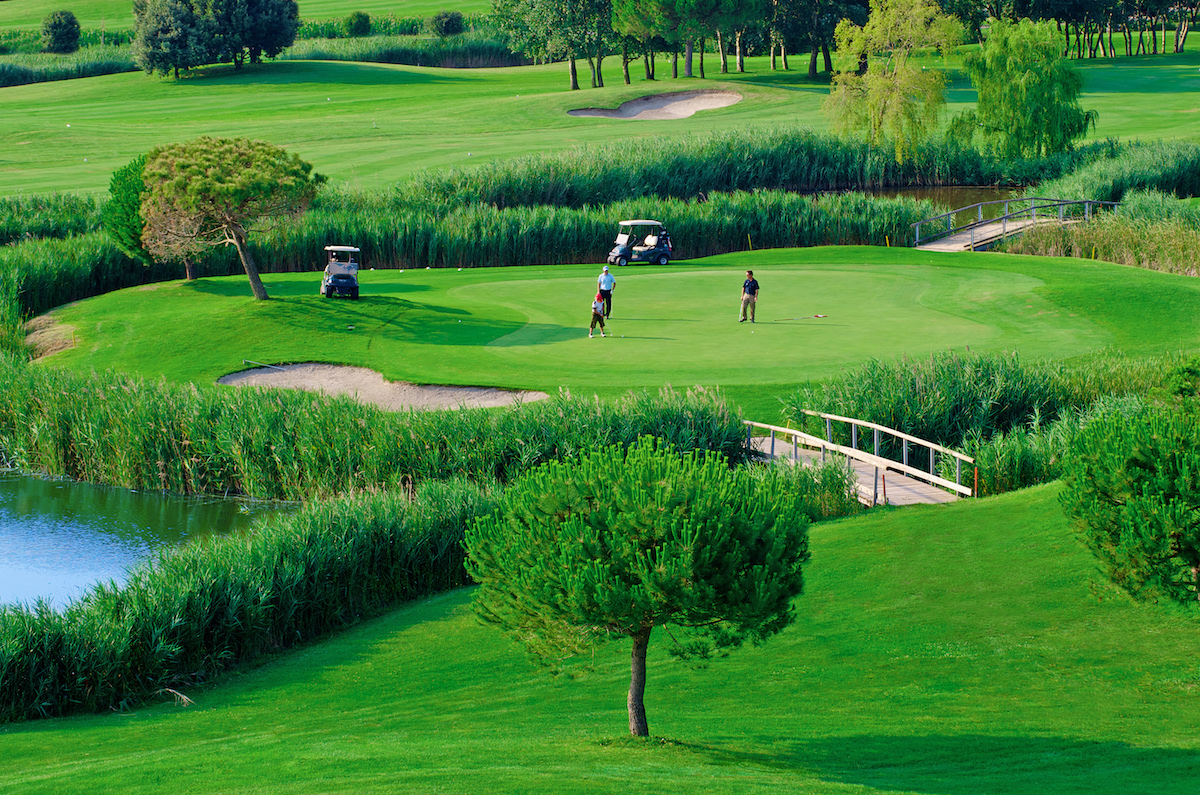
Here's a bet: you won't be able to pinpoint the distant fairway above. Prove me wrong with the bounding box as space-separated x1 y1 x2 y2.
1 49 1197 197
40 246 1200 418
0 0 491 30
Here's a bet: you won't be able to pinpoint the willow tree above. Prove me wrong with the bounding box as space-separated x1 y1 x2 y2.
466 438 812 737
949 19 1097 158
141 137 321 300
822 0 961 163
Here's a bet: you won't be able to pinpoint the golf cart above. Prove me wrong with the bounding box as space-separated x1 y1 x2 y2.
607 220 672 267
320 245 360 300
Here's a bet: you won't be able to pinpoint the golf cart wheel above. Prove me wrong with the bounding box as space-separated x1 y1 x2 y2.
324 289 333 298
351 288 359 300
655 254 669 266
616 256 628 267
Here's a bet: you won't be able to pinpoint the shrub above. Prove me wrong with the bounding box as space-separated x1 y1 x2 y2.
343 10 370 37
41 10 81 54
100 154 151 265
428 10 464 36
0 479 493 723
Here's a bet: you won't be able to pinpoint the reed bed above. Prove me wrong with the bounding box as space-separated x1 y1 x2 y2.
296 13 488 40
1029 139 1200 203
404 130 1122 211
0 193 103 246
0 44 136 87
782 349 1185 450
0 356 747 500
282 31 525 68
0 479 492 722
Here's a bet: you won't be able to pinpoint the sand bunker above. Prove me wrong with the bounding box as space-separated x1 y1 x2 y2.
218 363 549 411
568 90 742 120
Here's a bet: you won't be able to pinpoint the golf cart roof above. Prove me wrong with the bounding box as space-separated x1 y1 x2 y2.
324 245 360 253
618 220 663 227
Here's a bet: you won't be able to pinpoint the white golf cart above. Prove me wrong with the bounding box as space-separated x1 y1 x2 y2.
320 245 360 300
607 220 672 267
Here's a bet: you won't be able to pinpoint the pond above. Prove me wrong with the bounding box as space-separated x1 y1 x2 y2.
872 185 1019 219
0 472 283 608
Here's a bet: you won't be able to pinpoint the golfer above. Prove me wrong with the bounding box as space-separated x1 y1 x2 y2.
589 292 607 338
740 270 759 323
597 265 615 318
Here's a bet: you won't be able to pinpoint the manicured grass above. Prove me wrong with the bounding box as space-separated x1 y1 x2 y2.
0 58 827 197
2 49 1197 197
2 484 1198 794
0 0 490 31
39 246 1200 420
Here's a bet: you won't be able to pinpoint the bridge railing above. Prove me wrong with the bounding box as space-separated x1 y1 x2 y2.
913 197 1120 248
746 409 976 502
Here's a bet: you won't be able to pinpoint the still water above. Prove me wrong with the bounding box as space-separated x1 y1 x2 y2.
873 185 1018 219
0 472 281 608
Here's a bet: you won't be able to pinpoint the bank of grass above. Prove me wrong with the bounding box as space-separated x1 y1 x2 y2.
30 248 1200 421
2 485 1198 793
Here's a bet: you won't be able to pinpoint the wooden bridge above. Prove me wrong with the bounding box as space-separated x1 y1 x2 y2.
913 197 1119 252
746 410 975 508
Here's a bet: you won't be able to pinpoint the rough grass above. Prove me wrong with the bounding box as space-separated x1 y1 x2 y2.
33 247 1200 421
2 485 1198 793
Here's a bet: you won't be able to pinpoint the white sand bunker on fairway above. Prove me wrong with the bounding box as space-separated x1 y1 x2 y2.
568 90 742 120
218 363 549 411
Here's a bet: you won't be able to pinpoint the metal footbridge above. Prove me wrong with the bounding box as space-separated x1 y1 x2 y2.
746 410 976 508
913 197 1119 252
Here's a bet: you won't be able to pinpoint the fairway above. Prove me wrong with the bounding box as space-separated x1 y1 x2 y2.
3 485 1199 794
41 247 1200 418
3 49 1197 197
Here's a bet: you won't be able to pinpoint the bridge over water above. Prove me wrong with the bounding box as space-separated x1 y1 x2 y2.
913 197 1119 252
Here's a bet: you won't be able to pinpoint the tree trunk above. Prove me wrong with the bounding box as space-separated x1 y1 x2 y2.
671 47 678 79
627 626 651 737
736 30 744 72
596 51 605 87
699 38 705 78
183 257 197 281
644 49 653 80
587 55 597 88
718 30 728 73
808 42 818 78
684 39 693 77
622 42 631 84
781 43 788 70
822 41 832 73
770 40 776 70
568 56 579 90
229 224 269 301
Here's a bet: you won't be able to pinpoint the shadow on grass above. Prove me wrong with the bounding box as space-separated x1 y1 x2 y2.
187 59 461 88
677 733 1200 794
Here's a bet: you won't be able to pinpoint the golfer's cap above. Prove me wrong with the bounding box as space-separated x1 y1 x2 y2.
602 265 609 271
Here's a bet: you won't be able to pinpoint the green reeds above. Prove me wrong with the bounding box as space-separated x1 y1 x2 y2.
403 130 1122 211
0 356 747 500
0 193 103 246
0 45 136 87
283 31 526 68
0 479 493 723
1029 140 1200 203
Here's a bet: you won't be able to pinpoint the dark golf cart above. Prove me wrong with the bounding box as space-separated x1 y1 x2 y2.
607 219 672 267
320 245 360 300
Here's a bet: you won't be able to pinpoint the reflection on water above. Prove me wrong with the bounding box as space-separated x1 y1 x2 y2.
871 186 1018 222
0 472 282 608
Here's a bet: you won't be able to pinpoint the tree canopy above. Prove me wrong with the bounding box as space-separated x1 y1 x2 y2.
41 10 81 53
140 137 322 300
101 155 154 269
949 18 1097 158
132 0 297 77
822 0 961 163
466 438 811 737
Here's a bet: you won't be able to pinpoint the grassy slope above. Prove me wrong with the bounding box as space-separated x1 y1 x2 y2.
40 246 1200 420
0 0 491 30
2 49 1197 197
2 485 1198 794
0 58 829 197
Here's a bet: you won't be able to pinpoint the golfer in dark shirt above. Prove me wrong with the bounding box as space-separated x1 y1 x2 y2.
740 270 759 323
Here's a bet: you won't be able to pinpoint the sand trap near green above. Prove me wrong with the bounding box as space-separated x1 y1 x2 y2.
36 246 1200 417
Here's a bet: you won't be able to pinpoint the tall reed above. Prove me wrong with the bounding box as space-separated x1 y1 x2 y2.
0 356 747 500
0 479 492 722
0 45 135 87
0 193 103 246
1030 140 1200 203
283 31 526 68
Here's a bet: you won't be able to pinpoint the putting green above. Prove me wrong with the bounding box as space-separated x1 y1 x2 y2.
40 246 1200 418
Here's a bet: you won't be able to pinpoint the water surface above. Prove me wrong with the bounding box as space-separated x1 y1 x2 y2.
0 472 280 608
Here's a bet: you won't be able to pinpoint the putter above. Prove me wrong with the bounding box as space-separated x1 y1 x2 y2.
776 314 827 321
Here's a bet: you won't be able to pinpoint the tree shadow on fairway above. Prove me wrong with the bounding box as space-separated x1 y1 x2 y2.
191 60 461 88
187 280 433 299
678 733 1200 795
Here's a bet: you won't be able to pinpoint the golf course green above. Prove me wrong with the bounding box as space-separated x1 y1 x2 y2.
2 485 1198 794
40 246 1200 419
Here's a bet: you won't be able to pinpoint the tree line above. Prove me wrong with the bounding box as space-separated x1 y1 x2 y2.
131 0 299 78
984 0 1198 58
